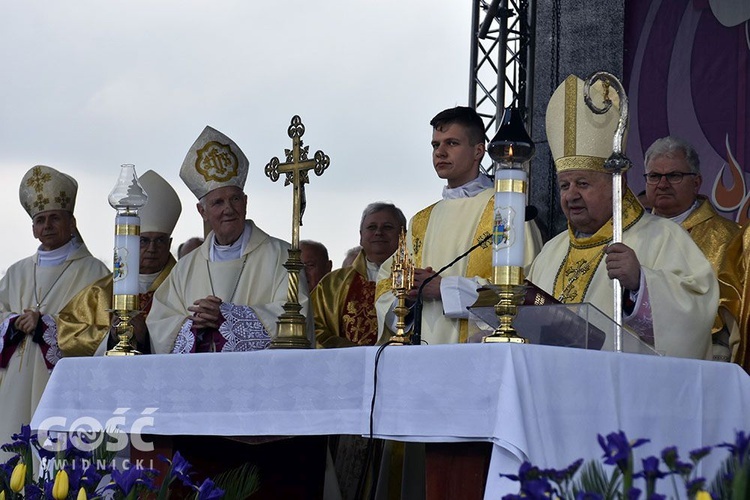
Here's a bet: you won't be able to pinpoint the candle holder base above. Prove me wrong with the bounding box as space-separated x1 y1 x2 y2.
105 346 141 356
481 282 528 344
105 307 141 356
270 308 311 349
270 248 311 349
483 333 528 344
389 290 412 346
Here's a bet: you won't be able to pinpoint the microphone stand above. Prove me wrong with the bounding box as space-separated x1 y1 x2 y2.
411 234 492 345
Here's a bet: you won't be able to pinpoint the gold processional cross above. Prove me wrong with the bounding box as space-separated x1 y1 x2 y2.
265 115 330 348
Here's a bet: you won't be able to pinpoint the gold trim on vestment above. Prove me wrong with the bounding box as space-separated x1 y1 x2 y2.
375 277 392 301
563 75 577 158
410 203 437 268
555 156 607 173
460 196 496 342
553 189 644 302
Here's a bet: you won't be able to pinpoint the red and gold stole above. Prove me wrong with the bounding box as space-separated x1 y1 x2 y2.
340 273 378 346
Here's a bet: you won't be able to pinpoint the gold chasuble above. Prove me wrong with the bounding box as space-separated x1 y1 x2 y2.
718 226 750 372
679 196 740 335
553 190 644 302
313 250 382 348
375 189 542 345
57 256 176 356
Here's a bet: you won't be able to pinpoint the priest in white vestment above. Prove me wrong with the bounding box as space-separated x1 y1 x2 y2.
147 126 313 354
0 165 109 459
527 75 718 359
375 106 543 345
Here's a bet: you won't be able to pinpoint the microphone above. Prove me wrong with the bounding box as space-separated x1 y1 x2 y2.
411 233 493 345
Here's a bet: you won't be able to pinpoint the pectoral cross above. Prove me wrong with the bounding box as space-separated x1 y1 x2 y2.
265 115 330 349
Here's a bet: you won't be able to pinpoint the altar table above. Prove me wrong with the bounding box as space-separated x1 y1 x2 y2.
31 343 750 498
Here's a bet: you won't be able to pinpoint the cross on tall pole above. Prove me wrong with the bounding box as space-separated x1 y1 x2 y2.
265 115 330 348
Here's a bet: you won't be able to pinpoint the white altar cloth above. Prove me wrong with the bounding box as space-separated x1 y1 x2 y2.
31 343 750 498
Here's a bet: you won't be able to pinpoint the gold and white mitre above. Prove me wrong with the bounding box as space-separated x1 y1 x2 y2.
138 170 182 235
546 74 622 174
180 126 249 200
19 165 78 218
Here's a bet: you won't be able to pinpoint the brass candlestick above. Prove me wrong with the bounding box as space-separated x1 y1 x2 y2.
265 116 330 349
106 164 147 356
107 295 140 356
390 230 414 345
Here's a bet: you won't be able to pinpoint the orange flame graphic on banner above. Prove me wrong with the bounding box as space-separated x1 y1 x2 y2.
711 135 748 225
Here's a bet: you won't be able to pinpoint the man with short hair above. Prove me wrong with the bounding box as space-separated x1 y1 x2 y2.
341 246 361 268
0 165 109 460
313 202 405 348
644 136 740 360
528 75 718 359
178 237 204 259
57 170 182 355
300 240 332 290
147 126 313 353
376 106 543 345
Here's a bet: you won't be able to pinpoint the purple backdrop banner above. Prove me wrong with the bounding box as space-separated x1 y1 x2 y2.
624 0 750 223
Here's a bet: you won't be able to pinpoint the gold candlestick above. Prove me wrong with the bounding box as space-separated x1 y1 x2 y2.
107 295 140 356
265 116 330 349
106 164 147 356
390 230 414 345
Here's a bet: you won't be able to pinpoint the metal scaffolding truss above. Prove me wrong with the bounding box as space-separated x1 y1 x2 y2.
469 0 535 137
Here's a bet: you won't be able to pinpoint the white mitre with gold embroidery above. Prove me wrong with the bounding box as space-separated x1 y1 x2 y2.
19 165 78 218
180 126 249 200
138 170 182 235
546 74 622 174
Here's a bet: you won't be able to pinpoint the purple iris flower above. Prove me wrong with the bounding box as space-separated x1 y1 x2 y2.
685 478 707 497
635 456 667 480
10 425 33 446
718 431 750 464
519 477 553 499
2 424 36 454
500 461 536 482
195 478 225 500
24 482 44 500
626 486 642 499
166 451 193 487
598 431 649 469
108 466 153 495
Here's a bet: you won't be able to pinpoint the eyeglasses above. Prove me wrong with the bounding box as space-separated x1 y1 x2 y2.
643 172 698 185
140 236 169 248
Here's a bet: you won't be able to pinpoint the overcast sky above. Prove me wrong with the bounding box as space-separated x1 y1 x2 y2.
0 0 473 275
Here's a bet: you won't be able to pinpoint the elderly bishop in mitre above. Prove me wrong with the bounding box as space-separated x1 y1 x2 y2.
527 75 717 359
0 165 109 461
147 126 313 354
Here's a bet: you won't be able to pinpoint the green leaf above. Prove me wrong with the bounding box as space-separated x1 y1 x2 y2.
200 463 260 500
573 460 621 500
730 461 749 500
